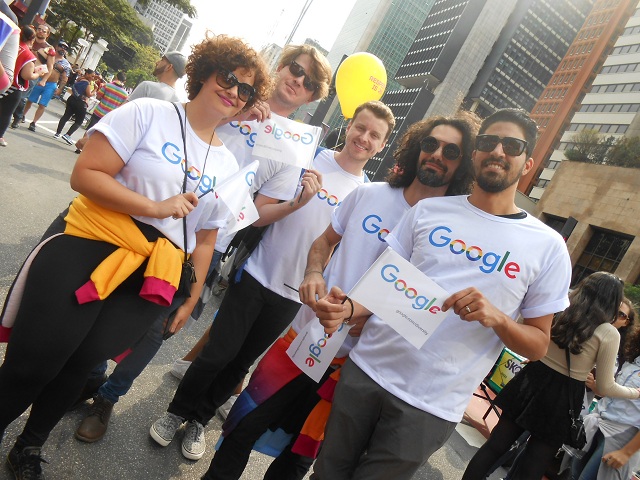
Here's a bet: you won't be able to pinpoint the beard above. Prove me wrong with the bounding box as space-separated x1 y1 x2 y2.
475 157 521 193
153 64 168 77
416 160 449 187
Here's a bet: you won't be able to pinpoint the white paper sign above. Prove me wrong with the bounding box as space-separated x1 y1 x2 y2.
287 318 351 382
252 113 322 169
214 161 259 232
348 247 450 349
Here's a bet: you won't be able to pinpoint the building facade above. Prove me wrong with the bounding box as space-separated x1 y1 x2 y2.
528 1 640 201
135 0 192 54
536 160 640 287
520 0 636 200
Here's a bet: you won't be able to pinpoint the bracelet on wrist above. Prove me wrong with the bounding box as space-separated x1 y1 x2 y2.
304 269 323 277
343 296 354 324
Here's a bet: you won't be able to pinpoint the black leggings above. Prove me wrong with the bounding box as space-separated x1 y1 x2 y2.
462 415 561 480
0 88 22 138
56 95 86 136
0 234 169 447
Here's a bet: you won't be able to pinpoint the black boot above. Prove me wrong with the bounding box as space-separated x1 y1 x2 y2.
6 445 47 480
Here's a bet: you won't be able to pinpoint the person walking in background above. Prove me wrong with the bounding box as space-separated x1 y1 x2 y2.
0 26 46 147
10 23 54 128
311 108 573 480
0 34 271 480
463 272 640 480
22 39 71 132
53 68 95 145
128 51 185 103
203 112 479 480
571 304 640 480
73 71 128 153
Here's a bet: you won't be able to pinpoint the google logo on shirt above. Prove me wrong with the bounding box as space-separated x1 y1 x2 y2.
362 214 390 241
229 121 257 148
161 142 217 195
317 189 341 206
380 264 441 313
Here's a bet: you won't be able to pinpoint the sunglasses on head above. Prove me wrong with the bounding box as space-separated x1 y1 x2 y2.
618 310 629 321
420 136 461 161
476 134 528 157
288 60 319 92
216 69 255 104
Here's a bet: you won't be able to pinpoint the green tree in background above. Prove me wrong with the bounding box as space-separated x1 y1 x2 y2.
625 283 640 308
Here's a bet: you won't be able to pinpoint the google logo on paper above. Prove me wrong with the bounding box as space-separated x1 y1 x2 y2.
263 123 315 144
306 323 345 367
380 264 441 313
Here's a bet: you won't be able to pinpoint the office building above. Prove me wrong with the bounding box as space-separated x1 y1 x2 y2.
135 0 192 54
525 0 639 201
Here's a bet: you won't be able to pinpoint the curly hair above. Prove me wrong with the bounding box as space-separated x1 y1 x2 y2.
184 33 272 110
385 111 480 195
551 272 624 354
621 298 639 362
277 44 332 101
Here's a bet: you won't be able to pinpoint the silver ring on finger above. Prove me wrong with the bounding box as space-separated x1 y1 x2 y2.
465 306 471 315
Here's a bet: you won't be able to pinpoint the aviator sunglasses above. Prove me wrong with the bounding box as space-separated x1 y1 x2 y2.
420 136 461 161
476 134 528 157
288 60 319 92
216 69 256 103
618 310 629 322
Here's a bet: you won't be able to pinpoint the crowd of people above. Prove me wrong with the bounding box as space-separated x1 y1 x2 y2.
0 15 639 480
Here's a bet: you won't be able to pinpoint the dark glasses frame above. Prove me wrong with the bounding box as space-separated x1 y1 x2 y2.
216 69 256 104
476 134 528 157
420 136 462 161
618 310 629 321
288 60 319 92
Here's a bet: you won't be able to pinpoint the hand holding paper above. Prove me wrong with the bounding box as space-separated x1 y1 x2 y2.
297 168 323 205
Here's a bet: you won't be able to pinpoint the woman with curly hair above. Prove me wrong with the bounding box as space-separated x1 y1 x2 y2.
571 301 640 480
0 34 271 478
463 272 640 480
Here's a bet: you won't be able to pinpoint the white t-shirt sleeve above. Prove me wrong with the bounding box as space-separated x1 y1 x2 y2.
254 161 300 201
384 204 418 260
331 186 361 236
90 101 147 163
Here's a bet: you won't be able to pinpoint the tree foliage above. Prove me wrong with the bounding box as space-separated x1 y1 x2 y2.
607 136 640 168
136 0 197 18
625 283 640 308
564 130 640 168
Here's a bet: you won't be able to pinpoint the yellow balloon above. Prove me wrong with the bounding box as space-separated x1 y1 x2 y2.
335 52 387 119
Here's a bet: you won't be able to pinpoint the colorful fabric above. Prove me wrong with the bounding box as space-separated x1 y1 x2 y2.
64 195 184 306
94 81 128 118
218 327 345 459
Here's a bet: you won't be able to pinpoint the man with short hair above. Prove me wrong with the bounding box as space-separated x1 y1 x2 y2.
150 100 395 463
312 108 573 480
202 112 480 480
22 40 70 132
11 23 54 128
128 51 185 102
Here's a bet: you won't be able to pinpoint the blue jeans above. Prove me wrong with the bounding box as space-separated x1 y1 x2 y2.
570 429 604 480
89 249 224 404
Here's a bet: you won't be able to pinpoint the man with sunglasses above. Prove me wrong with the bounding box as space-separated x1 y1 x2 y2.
166 44 333 414
311 108 573 480
199 113 478 480
22 40 71 132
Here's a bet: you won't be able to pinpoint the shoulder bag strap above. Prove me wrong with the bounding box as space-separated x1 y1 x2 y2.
172 102 189 262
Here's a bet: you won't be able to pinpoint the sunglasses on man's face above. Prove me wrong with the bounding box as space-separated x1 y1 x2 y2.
288 60 319 92
420 136 461 161
216 69 255 104
476 134 528 157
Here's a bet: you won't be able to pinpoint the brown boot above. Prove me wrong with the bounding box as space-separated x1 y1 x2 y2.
75 395 114 443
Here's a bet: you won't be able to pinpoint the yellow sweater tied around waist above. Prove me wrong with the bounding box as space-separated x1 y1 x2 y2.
64 195 184 306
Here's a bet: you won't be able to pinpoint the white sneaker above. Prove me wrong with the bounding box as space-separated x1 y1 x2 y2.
170 358 192 380
181 420 205 460
150 412 184 446
217 394 238 421
62 134 74 145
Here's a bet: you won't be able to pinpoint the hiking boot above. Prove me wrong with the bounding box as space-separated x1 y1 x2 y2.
181 420 205 460
150 412 184 446
27 123 36 132
74 395 114 443
68 373 108 411
6 445 47 480
62 134 74 145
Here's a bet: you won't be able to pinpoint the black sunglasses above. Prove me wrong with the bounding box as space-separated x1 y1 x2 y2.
618 310 629 321
216 69 255 104
476 134 528 157
420 136 461 161
288 61 319 92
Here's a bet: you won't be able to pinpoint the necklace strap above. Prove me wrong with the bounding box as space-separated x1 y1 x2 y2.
172 103 189 260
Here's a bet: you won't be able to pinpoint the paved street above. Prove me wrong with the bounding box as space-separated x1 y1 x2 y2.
0 99 507 479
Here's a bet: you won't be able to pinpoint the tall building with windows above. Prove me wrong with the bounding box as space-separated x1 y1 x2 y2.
528 1 640 201
135 0 192 54
520 0 636 200
320 0 434 135
368 0 591 180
